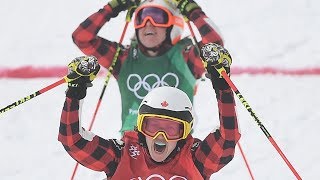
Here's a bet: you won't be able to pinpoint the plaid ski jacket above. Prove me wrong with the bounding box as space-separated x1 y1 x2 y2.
72 5 223 79
58 87 241 179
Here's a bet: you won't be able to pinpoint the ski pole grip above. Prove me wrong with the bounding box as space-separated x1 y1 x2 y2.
200 43 222 65
213 63 227 76
200 42 226 76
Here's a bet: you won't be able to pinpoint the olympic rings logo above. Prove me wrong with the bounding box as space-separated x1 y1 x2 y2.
127 73 179 99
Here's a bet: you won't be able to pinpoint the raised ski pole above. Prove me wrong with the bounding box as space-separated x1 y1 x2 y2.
201 43 302 180
69 9 133 180
0 78 66 115
186 20 255 180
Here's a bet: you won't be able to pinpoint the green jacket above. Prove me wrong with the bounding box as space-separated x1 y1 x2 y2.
118 38 197 132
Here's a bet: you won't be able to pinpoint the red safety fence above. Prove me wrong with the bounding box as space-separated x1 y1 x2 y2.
1 66 320 78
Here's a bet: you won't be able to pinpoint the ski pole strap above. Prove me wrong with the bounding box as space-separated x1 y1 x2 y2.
0 78 66 115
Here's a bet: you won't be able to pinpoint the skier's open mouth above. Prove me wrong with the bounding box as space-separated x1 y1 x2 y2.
154 141 166 153
144 32 155 36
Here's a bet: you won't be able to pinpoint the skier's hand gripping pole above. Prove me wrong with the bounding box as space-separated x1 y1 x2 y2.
171 0 201 20
108 0 140 17
0 55 100 116
200 43 302 180
64 55 100 100
201 42 232 90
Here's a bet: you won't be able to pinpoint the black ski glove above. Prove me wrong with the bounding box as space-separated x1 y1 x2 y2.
200 43 232 90
172 0 201 19
65 56 100 100
108 0 140 16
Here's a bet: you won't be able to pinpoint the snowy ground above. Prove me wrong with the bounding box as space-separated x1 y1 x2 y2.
1 0 319 179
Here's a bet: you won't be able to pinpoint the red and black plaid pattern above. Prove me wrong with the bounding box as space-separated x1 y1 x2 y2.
58 87 240 178
64 4 238 177
192 88 240 179
189 9 224 46
72 5 224 80
58 98 122 176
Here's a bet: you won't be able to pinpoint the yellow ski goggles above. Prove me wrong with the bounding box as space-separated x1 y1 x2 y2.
137 114 193 141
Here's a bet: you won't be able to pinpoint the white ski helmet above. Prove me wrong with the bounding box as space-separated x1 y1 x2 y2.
137 86 194 139
134 0 185 45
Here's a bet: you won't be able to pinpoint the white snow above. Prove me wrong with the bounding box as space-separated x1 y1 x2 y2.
0 0 319 179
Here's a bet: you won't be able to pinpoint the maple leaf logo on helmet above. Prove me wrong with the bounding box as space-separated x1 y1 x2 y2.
161 101 169 107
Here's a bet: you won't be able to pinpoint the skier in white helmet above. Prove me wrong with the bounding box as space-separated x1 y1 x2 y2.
59 43 241 179
72 0 225 134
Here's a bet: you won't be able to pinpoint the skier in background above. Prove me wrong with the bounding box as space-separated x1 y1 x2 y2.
58 43 240 178
72 0 224 133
